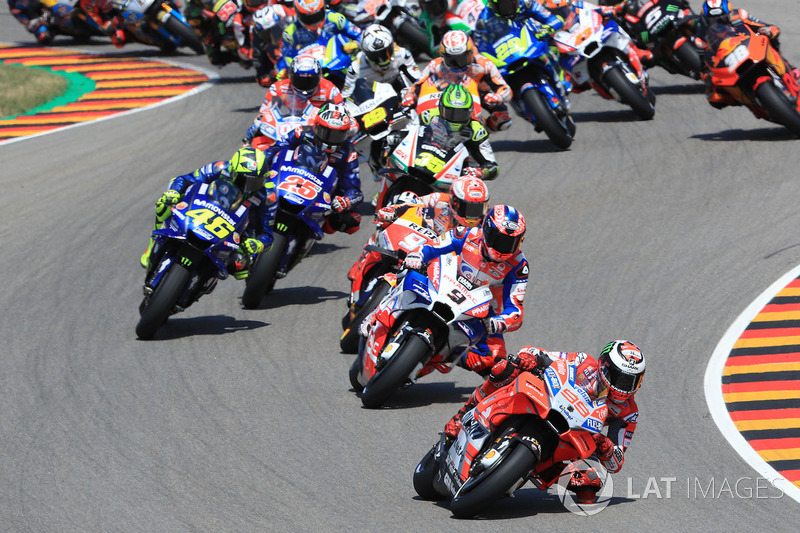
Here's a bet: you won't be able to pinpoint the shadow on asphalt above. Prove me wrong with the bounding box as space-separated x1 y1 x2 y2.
147 314 267 340
692 126 798 141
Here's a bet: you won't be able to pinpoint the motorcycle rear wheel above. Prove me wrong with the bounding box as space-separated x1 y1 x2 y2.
395 18 430 57
414 446 446 501
136 263 191 340
241 233 287 309
449 444 537 519
673 40 703 80
756 81 800 137
162 15 204 54
604 65 656 120
340 279 391 354
523 89 574 150
361 333 430 408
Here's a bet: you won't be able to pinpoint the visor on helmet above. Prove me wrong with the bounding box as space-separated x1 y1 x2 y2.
451 196 486 223
444 52 470 70
440 103 472 126
298 9 325 27
365 47 393 67
600 359 644 396
315 125 349 147
483 221 522 255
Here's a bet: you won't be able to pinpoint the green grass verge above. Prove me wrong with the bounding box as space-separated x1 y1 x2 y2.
0 63 69 119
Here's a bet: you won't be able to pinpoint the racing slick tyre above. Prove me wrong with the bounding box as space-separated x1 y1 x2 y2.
361 333 430 408
163 15 205 54
241 233 287 309
136 263 191 340
523 88 574 150
414 446 446 501
395 18 431 58
449 444 538 519
340 279 391 354
604 64 656 120
755 80 800 137
349 352 365 392
674 40 703 80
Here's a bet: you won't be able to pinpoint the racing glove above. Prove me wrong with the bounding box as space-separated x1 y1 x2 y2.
509 346 550 373
374 206 397 227
404 251 424 270
343 40 360 55
593 434 625 473
483 92 502 109
461 167 484 180
534 25 555 41
400 89 416 109
241 238 265 255
484 316 508 335
155 190 181 222
332 196 351 212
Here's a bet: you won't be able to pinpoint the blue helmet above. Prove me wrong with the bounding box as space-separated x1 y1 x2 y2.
702 0 731 23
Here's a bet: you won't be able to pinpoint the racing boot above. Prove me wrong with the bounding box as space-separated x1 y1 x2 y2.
140 238 155 269
228 252 250 280
566 468 603 504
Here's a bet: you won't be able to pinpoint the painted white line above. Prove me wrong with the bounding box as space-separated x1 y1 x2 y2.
0 56 219 147
705 263 800 503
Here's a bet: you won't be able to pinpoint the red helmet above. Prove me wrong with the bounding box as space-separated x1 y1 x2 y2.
480 205 525 262
439 30 474 70
449 176 489 228
597 340 646 403
294 0 325 30
314 103 352 153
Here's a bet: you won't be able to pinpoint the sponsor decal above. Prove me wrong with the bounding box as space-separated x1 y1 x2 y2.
193 199 236 226
457 275 475 291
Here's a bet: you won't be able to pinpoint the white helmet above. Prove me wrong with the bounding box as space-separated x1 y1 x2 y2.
597 340 645 403
361 24 394 72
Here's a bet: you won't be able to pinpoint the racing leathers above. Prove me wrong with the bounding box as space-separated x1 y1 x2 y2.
403 53 514 132
278 10 361 69
262 126 364 235
407 224 528 375
341 44 421 100
79 0 126 46
444 347 639 503
242 77 344 145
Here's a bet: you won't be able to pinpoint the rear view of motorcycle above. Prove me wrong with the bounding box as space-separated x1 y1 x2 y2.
111 0 205 53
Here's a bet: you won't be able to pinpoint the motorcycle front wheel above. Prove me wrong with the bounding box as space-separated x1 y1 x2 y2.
162 14 204 54
340 279 391 354
756 80 800 136
523 89 574 150
136 263 191 340
603 64 656 120
673 40 703 80
361 333 430 408
413 445 446 501
241 232 287 309
449 444 538 519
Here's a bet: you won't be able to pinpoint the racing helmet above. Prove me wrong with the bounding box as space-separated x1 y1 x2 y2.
439 30 474 71
624 0 644 16
480 205 525 262
421 0 449 18
542 0 571 20
289 55 322 97
438 84 474 132
449 176 489 228
597 340 646 403
294 0 326 31
361 24 395 72
228 147 267 194
314 103 352 153
702 0 731 24
252 6 282 43
487 0 519 19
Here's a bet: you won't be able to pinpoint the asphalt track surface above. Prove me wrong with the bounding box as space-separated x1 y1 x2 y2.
1 2 800 530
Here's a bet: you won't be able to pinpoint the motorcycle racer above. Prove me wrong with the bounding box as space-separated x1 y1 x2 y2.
396 205 529 375
443 340 645 504
697 0 800 109
243 56 344 145
341 24 421 100
79 0 127 46
262 103 364 235
401 30 514 132
279 0 362 67
140 147 276 280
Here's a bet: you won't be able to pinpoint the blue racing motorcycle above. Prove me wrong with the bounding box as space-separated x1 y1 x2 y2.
241 144 339 309
472 15 575 149
137 179 250 339
112 0 204 54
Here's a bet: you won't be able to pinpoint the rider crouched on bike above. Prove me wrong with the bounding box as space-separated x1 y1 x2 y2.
402 30 513 132
697 0 800 109
262 103 364 235
388 84 498 188
390 205 529 376
243 56 344 145
443 340 645 504
79 0 127 46
279 0 361 67
342 24 421 100
140 147 276 280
